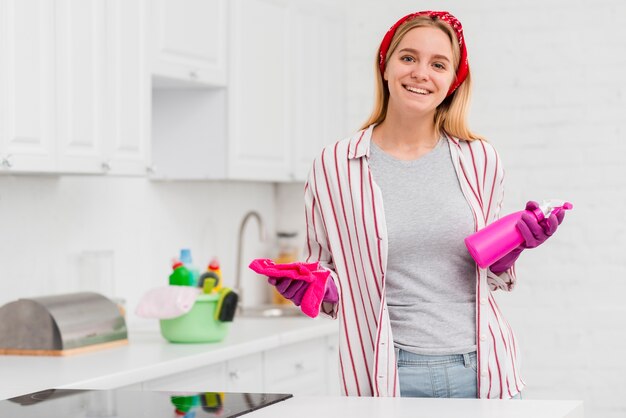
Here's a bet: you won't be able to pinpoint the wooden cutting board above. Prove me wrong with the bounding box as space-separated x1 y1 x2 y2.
0 339 128 356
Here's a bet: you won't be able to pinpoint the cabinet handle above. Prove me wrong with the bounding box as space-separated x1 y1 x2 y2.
189 71 198 80
294 362 304 371
101 161 111 172
1 156 12 169
229 371 240 380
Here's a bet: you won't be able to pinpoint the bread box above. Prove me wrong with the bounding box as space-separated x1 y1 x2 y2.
0 292 127 356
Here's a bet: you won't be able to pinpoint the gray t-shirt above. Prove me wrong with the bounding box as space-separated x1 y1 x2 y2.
368 137 477 355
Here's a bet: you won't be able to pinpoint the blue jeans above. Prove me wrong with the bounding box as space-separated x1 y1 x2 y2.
397 348 478 398
396 349 522 399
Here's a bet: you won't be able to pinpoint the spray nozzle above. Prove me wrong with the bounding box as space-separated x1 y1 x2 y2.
534 199 574 221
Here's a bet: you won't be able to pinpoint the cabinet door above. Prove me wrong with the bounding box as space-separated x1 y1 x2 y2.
290 4 346 181
0 0 56 173
103 0 150 175
151 0 227 87
56 0 107 173
227 0 291 181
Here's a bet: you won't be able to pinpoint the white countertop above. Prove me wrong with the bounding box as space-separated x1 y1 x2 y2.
248 396 584 418
0 317 338 400
0 317 585 417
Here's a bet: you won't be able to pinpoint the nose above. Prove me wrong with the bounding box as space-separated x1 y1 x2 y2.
411 64 429 81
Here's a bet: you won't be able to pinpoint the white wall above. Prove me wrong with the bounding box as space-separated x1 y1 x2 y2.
0 176 277 329
279 1 626 416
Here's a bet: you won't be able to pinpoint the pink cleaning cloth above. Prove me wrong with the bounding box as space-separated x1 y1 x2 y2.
135 285 200 319
248 258 330 318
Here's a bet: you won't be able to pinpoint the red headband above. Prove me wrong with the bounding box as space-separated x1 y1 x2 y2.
378 11 469 96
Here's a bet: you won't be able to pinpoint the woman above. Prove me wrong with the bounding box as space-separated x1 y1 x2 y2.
268 11 564 399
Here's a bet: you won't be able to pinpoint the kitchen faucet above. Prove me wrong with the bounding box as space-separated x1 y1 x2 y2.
234 211 266 310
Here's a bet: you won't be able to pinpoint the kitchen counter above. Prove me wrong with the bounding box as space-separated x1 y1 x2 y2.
0 389 584 418
247 395 584 418
0 317 338 400
0 317 585 417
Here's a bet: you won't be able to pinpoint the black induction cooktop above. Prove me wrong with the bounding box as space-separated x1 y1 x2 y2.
1 388 292 417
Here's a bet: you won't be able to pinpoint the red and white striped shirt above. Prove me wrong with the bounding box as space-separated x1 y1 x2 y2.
304 124 525 399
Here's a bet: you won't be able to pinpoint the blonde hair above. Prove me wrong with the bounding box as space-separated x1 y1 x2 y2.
361 16 484 141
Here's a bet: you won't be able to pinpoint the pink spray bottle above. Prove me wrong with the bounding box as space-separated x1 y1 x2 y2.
464 199 573 269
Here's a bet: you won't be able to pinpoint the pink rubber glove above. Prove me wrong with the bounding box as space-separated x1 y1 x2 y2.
490 201 565 275
268 276 338 306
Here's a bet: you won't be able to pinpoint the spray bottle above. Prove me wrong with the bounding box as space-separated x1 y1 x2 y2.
179 248 200 286
464 199 573 269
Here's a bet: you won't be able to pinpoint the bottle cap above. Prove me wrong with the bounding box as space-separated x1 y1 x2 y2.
209 258 220 270
172 260 184 270
179 248 193 265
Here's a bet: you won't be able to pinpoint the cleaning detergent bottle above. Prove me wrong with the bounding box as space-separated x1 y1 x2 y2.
169 260 195 286
464 199 573 269
179 248 200 286
198 258 223 293
272 232 299 305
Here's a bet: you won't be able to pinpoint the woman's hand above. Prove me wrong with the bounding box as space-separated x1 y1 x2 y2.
489 201 566 275
268 277 308 306
517 201 565 248
268 276 338 306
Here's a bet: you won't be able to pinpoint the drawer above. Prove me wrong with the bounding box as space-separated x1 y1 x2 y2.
142 362 227 392
325 335 341 395
264 338 325 386
226 352 263 392
264 368 326 395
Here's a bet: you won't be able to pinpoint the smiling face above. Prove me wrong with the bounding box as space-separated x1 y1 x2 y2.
383 26 456 120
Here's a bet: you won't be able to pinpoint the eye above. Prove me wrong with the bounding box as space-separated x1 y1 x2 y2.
400 55 415 63
432 62 446 70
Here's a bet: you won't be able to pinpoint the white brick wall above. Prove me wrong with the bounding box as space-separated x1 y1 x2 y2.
280 1 626 416
0 1 622 414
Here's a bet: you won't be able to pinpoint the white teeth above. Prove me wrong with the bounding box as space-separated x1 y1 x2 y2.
405 86 429 95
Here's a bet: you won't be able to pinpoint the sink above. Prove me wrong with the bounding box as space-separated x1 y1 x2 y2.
237 304 305 318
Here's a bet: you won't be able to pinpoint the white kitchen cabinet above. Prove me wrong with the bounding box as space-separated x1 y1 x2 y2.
140 353 264 393
138 337 333 395
150 0 227 88
0 0 149 175
55 0 106 173
227 0 291 181
289 3 346 181
56 0 149 175
142 362 228 392
225 353 264 392
227 0 346 182
150 0 346 181
263 337 327 395
325 334 341 396
102 0 150 175
0 0 56 173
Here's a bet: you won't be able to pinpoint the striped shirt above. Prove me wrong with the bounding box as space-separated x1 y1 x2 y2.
304 124 525 399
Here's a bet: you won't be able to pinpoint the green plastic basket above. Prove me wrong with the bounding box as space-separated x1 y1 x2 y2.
160 293 229 343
